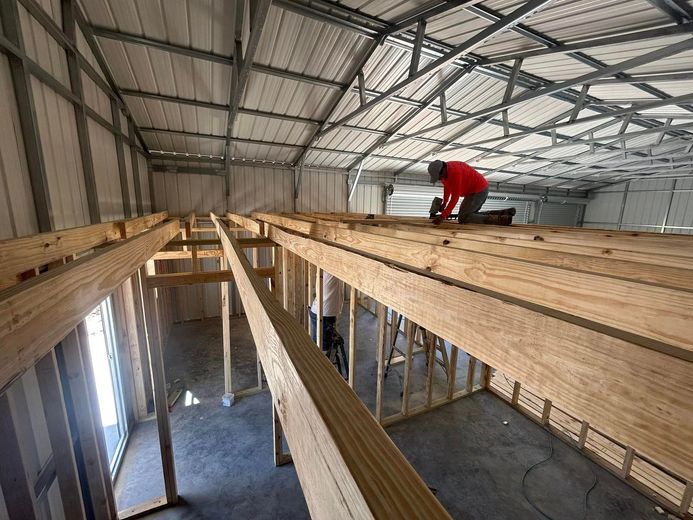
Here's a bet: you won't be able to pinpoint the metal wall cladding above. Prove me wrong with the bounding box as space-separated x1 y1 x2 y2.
228 165 348 214
152 170 225 215
32 76 91 229
228 165 294 214
81 70 113 123
19 3 69 86
88 117 125 221
296 168 348 212
537 202 581 226
584 179 693 234
349 183 384 214
0 55 38 239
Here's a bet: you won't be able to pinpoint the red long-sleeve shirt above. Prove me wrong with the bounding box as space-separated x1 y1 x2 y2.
440 161 489 219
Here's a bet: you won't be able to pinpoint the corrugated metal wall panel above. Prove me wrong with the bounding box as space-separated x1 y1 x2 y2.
349 183 384 214
151 171 225 215
537 203 581 227
296 169 347 213
88 117 125 221
0 55 38 239
19 4 69 86
31 76 90 229
583 190 625 225
81 71 112 123
228 165 294 214
584 180 693 234
667 179 693 234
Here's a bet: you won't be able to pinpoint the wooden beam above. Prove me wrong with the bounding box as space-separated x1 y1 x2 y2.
35 350 86 519
0 393 39 520
267 215 693 288
212 215 450 519
0 212 168 288
146 267 274 288
59 331 115 519
263 224 693 481
316 267 323 349
375 302 387 422
0 220 179 393
348 286 357 389
140 266 177 505
226 213 263 235
154 249 222 260
221 256 232 395
447 346 458 400
253 214 693 362
402 319 414 415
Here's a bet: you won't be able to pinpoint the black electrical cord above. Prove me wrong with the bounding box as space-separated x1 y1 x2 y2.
522 432 598 520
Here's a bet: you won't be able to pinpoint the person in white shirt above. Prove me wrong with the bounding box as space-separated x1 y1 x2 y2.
309 271 345 351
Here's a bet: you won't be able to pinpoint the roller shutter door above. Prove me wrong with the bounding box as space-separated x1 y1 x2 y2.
537 202 581 226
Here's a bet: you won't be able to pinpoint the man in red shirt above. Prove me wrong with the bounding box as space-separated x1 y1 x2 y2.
428 160 512 225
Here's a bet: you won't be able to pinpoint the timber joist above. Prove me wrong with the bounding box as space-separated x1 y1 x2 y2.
0 216 180 394
210 213 450 519
226 212 693 484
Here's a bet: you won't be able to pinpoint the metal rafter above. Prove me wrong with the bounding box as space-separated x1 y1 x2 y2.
91 26 343 91
316 0 554 139
344 65 475 172
225 0 272 192
386 39 693 147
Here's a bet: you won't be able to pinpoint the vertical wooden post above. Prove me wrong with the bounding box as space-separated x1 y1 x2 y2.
76 322 118 517
465 356 477 393
375 302 387 422
307 262 314 334
251 248 263 388
621 446 635 479
316 267 324 349
446 346 458 400
390 310 398 349
401 319 414 415
60 330 115 520
680 482 693 516
221 256 232 395
304 259 310 331
348 286 357 389
36 350 86 519
0 393 40 520
425 332 436 407
273 246 283 304
140 267 178 505
578 421 589 449
479 363 492 388
511 381 521 405
272 399 292 466
541 399 552 425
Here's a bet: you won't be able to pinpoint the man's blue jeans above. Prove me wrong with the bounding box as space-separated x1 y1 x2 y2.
309 310 336 351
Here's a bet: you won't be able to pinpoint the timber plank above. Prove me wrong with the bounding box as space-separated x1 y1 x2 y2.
0 220 179 393
0 212 168 288
145 267 274 288
226 213 263 235
265 224 693 482
212 215 450 519
252 214 693 361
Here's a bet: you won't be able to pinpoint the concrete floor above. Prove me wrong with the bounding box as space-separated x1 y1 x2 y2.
114 305 662 519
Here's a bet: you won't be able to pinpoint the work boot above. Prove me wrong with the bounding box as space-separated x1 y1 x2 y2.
484 214 512 225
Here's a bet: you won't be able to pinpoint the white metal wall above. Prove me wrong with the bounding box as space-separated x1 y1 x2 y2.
227 165 348 214
0 55 38 239
349 183 384 214
152 171 226 216
584 179 693 234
